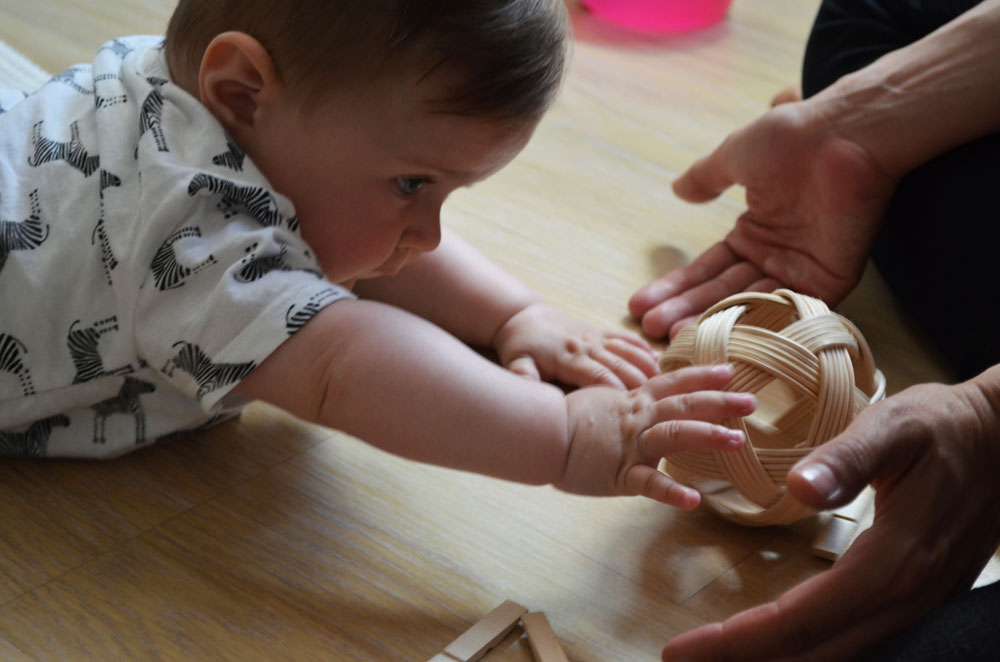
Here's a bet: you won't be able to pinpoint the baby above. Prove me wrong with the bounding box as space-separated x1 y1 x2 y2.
0 0 753 508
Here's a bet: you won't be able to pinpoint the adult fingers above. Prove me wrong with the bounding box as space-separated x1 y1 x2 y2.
672 139 738 203
667 314 699 341
661 534 898 661
629 242 740 320
663 499 974 662
639 260 766 338
770 85 802 106
665 274 781 340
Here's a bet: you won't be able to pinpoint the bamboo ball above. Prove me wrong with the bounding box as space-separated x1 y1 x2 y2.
658 289 885 526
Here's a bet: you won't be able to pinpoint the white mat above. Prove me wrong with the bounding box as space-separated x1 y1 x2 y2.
0 38 51 92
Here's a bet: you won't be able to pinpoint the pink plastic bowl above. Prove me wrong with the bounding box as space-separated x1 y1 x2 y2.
581 0 733 33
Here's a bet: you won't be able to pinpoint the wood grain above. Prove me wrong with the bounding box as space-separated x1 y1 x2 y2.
1 1 994 660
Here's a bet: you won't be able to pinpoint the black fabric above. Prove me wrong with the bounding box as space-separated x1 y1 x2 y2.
873 580 1000 661
802 0 1000 381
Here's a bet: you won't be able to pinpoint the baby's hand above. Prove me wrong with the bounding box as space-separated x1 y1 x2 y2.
493 303 658 389
557 365 755 508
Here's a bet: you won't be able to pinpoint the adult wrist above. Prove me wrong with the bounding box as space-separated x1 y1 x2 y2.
805 73 914 181
807 0 1000 179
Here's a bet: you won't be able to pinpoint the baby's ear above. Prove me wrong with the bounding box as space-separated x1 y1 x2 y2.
198 31 282 135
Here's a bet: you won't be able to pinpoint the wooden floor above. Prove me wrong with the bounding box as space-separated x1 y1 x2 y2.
1 1 990 660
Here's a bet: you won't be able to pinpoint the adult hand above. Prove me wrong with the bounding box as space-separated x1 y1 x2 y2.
630 100 897 339
661 367 1000 661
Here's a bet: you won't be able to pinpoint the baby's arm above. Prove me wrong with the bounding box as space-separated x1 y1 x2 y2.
233 301 753 505
353 228 541 347
354 229 658 388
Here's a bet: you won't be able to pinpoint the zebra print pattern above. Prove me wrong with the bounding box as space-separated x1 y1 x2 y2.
234 243 321 284
94 73 128 110
67 317 134 384
27 120 100 177
92 170 122 285
187 173 298 231
212 138 246 172
162 342 256 400
91 220 117 285
0 333 35 397
149 227 218 291
90 377 156 445
100 169 122 194
97 38 133 60
138 77 169 153
285 288 343 335
0 414 70 458
1 189 49 276
50 66 93 95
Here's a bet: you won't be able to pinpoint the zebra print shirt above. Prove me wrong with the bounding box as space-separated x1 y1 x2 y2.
0 37 353 458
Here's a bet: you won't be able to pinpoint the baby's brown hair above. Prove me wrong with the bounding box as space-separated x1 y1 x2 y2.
166 0 569 124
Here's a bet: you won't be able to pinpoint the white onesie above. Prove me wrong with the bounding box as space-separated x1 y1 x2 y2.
0 36 353 458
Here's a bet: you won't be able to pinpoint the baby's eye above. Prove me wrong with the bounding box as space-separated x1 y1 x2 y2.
395 177 425 196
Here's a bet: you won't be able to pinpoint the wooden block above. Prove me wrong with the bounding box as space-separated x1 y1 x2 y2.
811 514 857 561
811 486 876 561
830 486 875 522
427 654 461 662
443 600 528 662
521 612 569 662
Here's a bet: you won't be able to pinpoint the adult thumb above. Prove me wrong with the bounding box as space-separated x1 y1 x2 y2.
672 148 733 203
786 426 881 511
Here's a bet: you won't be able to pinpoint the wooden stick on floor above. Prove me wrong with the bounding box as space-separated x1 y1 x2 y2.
436 600 529 662
521 612 570 662
811 486 876 561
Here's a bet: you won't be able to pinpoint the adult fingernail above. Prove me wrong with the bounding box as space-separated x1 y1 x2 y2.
797 462 841 501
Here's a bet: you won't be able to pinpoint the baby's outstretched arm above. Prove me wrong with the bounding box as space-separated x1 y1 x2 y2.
354 229 658 389
234 301 752 504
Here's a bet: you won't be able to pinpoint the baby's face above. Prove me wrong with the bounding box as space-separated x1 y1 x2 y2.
246 76 536 287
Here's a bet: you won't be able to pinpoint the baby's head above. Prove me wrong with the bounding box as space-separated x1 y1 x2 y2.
166 0 570 286
167 0 568 124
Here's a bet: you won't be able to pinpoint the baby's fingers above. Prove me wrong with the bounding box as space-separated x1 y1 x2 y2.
653 387 757 424
639 419 746 459
624 465 701 509
506 355 541 381
586 346 652 390
644 365 738 399
605 337 659 380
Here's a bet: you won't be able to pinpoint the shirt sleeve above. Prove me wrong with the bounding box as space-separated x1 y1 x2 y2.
133 171 354 413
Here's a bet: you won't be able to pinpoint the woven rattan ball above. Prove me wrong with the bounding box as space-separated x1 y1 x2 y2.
658 289 885 526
